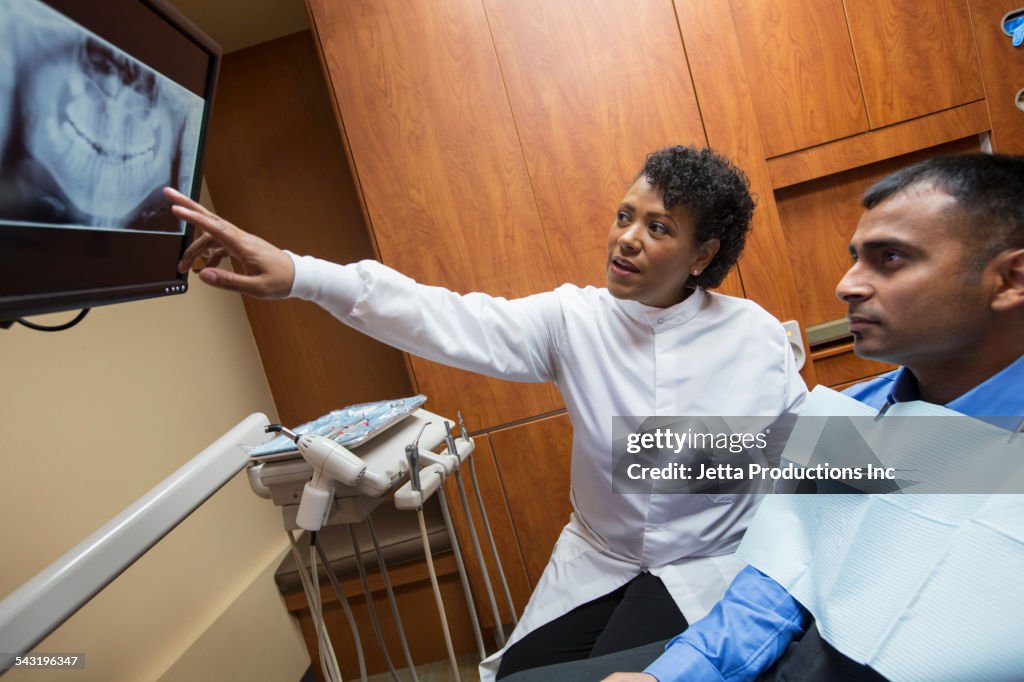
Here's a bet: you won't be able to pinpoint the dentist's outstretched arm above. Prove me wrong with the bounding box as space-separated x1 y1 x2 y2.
164 187 294 298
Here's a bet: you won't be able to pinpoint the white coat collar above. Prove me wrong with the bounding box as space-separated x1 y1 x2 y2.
610 287 707 332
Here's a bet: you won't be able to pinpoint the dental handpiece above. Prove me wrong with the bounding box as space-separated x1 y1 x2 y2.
266 423 390 495
457 411 470 443
267 424 301 442
405 422 431 492
444 421 459 461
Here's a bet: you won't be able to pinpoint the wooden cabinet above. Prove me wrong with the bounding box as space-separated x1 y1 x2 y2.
846 0 984 127
731 0 868 157
722 0 986 158
676 0 1002 387
812 341 898 387
673 0 809 327
969 0 1024 154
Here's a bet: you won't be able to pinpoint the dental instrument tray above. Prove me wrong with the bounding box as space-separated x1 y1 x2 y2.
248 394 427 461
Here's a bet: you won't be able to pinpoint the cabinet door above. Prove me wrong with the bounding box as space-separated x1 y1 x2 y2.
846 0 985 128
729 0 869 156
969 0 1024 154
307 0 563 429
482 0 735 293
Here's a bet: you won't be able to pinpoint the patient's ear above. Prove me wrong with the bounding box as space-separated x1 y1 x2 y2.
990 248 1024 312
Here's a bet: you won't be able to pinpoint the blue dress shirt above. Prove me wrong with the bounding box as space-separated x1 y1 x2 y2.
643 354 1024 682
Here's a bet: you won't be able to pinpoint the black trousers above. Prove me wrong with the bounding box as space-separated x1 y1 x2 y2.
502 621 889 682
496 572 688 679
757 622 887 682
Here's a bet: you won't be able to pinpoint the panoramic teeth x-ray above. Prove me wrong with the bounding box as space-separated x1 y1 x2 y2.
0 0 204 232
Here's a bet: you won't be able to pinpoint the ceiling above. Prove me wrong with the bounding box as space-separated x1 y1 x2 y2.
167 0 309 54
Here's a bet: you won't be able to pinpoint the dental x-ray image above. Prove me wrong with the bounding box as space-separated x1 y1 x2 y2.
0 0 204 233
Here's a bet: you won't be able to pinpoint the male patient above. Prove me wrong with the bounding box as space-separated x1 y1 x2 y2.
507 153 1024 681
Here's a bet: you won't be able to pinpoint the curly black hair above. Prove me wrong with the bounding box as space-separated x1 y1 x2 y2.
639 146 755 289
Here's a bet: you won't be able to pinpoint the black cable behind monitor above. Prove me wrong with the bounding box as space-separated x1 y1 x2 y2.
1 309 91 332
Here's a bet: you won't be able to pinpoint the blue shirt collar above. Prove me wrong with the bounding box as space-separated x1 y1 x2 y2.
883 354 1024 417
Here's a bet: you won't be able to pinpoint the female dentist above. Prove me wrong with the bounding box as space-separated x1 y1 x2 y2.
166 146 806 680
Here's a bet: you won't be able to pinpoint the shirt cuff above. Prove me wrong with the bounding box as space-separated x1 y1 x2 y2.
643 639 725 682
286 251 362 305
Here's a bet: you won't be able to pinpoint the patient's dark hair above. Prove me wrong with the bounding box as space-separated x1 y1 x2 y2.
640 146 755 289
863 153 1024 270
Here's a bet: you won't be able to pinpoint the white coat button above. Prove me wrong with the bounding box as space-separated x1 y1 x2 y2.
657 317 665 324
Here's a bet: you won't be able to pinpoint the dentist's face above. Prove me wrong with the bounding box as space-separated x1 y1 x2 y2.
606 177 717 308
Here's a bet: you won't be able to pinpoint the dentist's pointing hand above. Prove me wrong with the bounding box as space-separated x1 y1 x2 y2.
165 187 294 299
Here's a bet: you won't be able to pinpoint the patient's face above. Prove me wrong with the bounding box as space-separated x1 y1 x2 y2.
835 185 990 370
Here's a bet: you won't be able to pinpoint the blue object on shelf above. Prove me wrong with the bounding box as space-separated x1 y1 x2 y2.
1004 12 1024 47
249 394 428 457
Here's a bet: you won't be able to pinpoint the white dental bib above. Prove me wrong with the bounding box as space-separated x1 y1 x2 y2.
737 386 1024 682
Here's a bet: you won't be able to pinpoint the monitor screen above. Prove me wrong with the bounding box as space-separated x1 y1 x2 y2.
0 0 220 323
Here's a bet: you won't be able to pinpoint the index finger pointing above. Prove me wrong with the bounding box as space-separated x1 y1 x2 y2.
173 200 229 227
163 186 212 215
164 187 234 235
171 203 221 230
171 205 247 251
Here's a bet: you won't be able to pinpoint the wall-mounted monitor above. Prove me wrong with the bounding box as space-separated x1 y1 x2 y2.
0 0 220 324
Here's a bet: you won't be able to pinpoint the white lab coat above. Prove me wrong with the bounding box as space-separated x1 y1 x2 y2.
288 256 807 679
